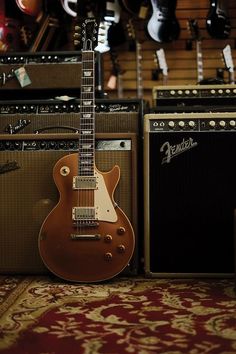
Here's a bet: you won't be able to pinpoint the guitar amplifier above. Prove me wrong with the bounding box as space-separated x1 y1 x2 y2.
152 84 236 110
0 133 138 275
144 112 236 277
0 98 144 135
0 51 103 97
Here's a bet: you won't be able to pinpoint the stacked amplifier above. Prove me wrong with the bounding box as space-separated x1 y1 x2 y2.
0 98 145 276
0 51 103 98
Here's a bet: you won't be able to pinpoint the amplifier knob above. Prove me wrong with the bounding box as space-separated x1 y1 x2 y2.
185 90 190 95
219 120 226 127
210 89 216 94
170 90 176 95
229 120 236 127
218 89 223 94
192 90 197 95
209 120 216 127
178 120 185 128
177 90 183 95
188 120 195 128
40 142 46 149
226 89 231 94
168 121 175 128
233 89 236 94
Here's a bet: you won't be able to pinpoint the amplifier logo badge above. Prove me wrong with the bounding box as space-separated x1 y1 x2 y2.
160 137 198 164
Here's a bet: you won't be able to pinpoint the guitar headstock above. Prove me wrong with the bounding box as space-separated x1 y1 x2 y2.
222 44 234 73
74 18 98 51
156 48 168 76
187 19 201 41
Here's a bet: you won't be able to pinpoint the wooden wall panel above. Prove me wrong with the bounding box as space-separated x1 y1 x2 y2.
102 0 236 105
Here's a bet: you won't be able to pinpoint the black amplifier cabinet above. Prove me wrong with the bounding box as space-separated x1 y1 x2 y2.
0 133 138 276
0 98 145 135
152 84 236 111
0 51 103 98
144 112 236 277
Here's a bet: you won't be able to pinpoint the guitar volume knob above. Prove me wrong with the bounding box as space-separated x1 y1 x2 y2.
117 227 125 235
104 252 113 261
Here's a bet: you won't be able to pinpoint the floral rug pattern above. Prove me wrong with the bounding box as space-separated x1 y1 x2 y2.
0 276 236 354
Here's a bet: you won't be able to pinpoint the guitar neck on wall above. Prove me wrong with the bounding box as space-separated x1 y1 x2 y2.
127 19 143 99
188 19 204 84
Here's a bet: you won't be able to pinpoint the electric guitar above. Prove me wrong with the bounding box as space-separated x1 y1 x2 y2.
188 19 223 85
16 0 43 17
147 0 180 43
222 44 235 84
206 0 231 39
38 18 135 283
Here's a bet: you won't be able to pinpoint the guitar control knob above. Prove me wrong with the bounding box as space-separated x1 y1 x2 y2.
117 244 125 253
117 227 125 235
209 120 216 128
229 120 236 127
104 252 113 261
219 120 226 127
104 235 112 243
168 121 175 129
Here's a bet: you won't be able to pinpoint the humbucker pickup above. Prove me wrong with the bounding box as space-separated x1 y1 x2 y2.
73 176 97 189
72 207 97 220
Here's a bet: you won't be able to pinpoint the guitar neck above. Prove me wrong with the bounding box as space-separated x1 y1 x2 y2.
79 49 95 176
136 41 143 98
196 40 204 83
117 73 124 98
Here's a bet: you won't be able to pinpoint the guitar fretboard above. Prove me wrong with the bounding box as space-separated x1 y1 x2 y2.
79 50 95 176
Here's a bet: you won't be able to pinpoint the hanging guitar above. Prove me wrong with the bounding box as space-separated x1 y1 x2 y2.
147 0 180 43
206 0 231 39
187 19 223 85
222 44 235 85
156 48 168 85
38 18 135 283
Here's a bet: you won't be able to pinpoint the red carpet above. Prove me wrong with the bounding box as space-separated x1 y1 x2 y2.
0 276 236 354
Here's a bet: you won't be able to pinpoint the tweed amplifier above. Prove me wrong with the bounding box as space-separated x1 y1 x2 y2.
144 112 236 277
0 98 144 135
152 84 236 111
0 133 138 275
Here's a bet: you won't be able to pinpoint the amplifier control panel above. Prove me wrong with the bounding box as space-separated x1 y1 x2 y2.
146 113 236 132
0 99 142 115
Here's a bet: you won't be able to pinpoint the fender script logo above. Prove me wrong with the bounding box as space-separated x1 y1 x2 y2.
160 137 198 164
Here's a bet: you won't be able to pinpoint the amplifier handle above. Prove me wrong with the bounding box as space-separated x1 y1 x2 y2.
34 126 79 134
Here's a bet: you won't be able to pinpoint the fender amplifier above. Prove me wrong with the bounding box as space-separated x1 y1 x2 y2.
0 133 138 275
0 98 144 135
144 112 236 277
0 51 103 98
152 84 236 111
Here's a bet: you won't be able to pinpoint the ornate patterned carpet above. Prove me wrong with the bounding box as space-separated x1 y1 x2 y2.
0 276 236 354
